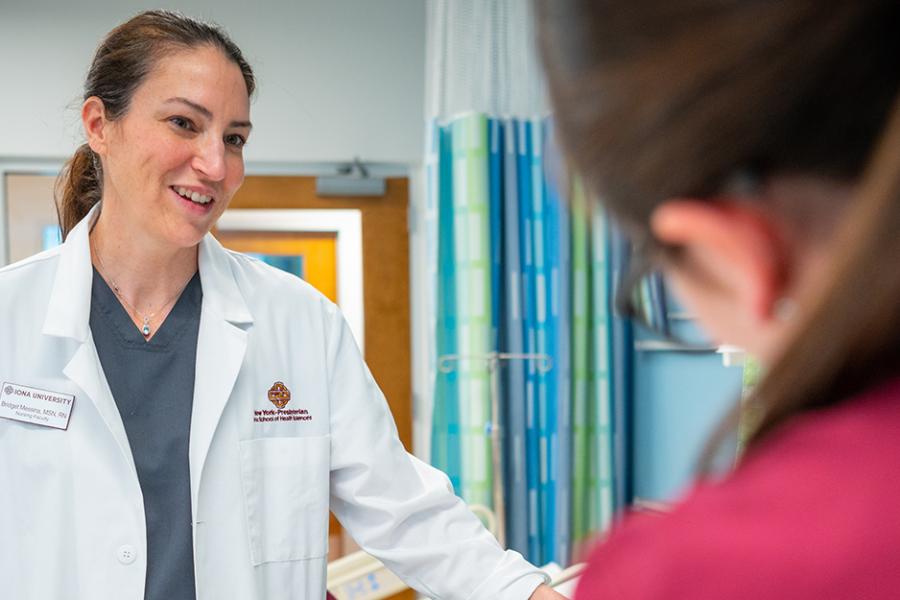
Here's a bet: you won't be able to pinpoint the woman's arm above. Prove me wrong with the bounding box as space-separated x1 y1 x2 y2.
323 302 548 600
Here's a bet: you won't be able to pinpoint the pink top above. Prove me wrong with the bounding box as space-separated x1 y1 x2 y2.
576 376 900 599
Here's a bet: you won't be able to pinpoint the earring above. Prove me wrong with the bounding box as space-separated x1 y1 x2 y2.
773 297 797 322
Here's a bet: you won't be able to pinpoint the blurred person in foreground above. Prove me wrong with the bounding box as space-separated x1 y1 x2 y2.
536 1 900 598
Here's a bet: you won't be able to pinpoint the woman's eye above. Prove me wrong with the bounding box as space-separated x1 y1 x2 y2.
169 116 194 131
225 134 247 149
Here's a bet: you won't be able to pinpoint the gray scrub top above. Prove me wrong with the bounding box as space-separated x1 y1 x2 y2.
90 268 202 600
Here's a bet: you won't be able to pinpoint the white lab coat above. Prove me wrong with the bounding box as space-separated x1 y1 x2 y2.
0 207 546 600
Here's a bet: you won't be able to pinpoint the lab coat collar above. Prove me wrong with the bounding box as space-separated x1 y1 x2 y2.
43 204 139 483
42 203 97 341
42 203 254 340
198 233 253 326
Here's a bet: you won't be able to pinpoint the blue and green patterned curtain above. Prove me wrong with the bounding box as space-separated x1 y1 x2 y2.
428 112 631 566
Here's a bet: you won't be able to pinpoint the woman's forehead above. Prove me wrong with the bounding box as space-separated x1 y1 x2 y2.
135 46 250 118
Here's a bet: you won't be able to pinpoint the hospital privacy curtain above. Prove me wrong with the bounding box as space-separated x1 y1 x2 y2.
426 113 632 567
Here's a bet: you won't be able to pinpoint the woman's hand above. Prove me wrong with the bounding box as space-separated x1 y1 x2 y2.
529 583 569 599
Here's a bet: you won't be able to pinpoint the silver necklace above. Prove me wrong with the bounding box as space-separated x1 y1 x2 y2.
90 237 190 338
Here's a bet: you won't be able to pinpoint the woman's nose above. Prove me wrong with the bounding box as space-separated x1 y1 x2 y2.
192 135 226 181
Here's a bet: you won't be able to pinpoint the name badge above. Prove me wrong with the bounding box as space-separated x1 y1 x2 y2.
1 382 75 430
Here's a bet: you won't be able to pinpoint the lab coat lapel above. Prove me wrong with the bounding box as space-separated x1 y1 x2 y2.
190 234 253 508
43 205 137 474
63 340 137 474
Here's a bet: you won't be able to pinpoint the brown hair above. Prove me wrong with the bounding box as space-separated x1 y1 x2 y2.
535 1 900 459
56 10 255 238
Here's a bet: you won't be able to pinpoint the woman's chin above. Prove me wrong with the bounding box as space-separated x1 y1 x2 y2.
161 222 212 250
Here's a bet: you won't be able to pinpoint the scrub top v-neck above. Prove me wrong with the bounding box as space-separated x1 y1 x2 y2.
89 267 202 600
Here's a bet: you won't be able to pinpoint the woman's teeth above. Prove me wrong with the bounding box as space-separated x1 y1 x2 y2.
174 186 212 204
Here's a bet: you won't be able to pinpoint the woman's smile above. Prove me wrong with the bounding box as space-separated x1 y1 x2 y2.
169 185 217 216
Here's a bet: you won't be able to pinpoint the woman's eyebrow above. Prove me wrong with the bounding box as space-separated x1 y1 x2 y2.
163 96 252 129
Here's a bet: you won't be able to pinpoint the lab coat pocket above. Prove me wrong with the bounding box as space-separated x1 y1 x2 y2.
239 435 331 565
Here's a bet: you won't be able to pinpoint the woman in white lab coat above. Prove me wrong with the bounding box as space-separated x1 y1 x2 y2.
0 11 561 600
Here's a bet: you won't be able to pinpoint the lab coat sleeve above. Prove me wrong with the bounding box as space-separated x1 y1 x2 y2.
324 303 549 600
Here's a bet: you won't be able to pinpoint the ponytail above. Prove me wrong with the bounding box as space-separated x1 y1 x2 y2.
55 143 102 239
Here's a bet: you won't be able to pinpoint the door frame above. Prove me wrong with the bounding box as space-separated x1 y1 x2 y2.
217 208 365 352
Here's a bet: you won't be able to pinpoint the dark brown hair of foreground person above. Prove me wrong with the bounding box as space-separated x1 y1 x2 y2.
55 10 255 239
535 0 900 464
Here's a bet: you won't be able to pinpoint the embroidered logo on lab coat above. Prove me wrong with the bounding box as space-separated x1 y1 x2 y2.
267 381 291 409
253 382 313 424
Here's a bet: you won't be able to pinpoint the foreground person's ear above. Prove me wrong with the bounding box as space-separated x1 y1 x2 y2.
650 197 789 327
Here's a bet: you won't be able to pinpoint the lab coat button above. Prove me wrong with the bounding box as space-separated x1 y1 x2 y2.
117 545 137 565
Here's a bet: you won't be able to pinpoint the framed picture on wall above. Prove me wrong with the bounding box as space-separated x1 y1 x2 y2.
214 208 365 351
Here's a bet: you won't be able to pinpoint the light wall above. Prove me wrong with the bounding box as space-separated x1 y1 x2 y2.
0 0 425 165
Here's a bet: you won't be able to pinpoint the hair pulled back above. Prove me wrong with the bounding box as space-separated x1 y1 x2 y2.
56 10 255 238
535 1 900 458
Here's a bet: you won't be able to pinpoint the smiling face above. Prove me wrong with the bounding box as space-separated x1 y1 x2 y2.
91 44 251 249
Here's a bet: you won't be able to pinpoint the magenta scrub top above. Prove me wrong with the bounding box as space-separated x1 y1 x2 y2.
576 375 900 599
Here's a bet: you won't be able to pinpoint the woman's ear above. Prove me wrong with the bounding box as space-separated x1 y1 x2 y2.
82 96 110 156
650 198 789 325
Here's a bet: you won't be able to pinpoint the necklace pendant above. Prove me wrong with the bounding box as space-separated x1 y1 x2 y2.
142 318 151 337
